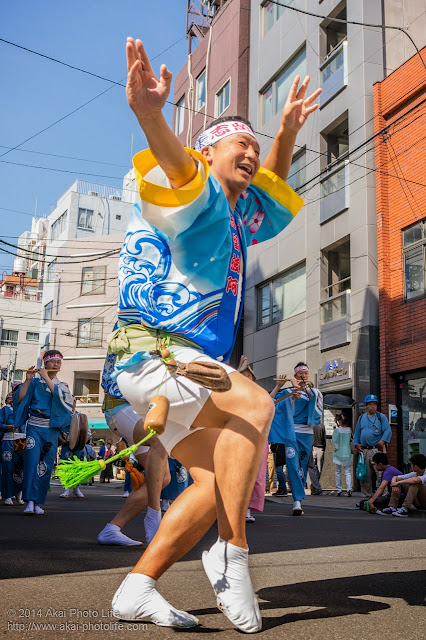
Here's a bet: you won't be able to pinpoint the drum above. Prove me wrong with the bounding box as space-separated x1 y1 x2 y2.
68 412 89 451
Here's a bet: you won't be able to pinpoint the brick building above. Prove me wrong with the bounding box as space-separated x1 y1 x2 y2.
374 47 426 469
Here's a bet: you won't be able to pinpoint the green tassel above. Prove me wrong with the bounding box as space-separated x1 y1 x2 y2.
57 428 157 489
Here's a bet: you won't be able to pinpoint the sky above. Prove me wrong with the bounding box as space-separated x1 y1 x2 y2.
0 0 189 272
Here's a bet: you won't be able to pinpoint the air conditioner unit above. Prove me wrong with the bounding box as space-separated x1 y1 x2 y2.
109 195 122 201
88 191 99 197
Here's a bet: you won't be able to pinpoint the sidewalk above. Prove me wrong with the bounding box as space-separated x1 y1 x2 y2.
266 490 360 510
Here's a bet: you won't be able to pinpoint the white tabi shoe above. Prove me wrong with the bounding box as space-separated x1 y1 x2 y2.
4 498 14 506
73 488 84 498
60 490 70 498
24 501 35 515
97 523 142 546
144 507 162 543
292 500 304 516
34 504 45 515
122 491 130 498
202 537 262 633
112 573 199 628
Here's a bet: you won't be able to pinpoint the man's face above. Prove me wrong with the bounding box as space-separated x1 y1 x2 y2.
45 358 62 372
295 368 309 382
202 133 260 196
366 402 377 415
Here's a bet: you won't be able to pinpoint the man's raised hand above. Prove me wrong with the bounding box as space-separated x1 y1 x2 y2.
281 76 322 135
126 38 172 122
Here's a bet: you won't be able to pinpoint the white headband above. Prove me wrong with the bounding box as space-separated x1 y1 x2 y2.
294 365 309 374
43 354 62 363
194 121 257 152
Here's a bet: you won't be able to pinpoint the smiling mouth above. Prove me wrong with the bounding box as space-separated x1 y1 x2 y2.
237 164 253 176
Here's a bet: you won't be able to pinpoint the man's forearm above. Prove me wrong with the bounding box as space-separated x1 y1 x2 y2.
262 126 297 181
137 112 197 189
18 379 31 403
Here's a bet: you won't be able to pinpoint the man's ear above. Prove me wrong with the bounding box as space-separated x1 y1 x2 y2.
201 146 214 166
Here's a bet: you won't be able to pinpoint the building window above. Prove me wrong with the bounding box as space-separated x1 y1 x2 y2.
257 263 306 329
13 369 23 382
26 331 39 342
196 69 206 112
0 329 18 347
51 211 68 241
403 219 426 300
74 371 100 404
44 301 53 323
215 80 230 117
77 319 103 347
287 148 306 193
261 47 306 125
77 208 94 230
262 0 289 35
47 259 56 282
81 265 106 295
175 95 185 135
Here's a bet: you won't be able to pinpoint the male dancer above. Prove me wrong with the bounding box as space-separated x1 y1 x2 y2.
97 352 170 546
14 350 73 515
0 392 25 505
269 379 305 515
111 38 320 632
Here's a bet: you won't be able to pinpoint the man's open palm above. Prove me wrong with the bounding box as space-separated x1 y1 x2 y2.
126 38 172 120
282 76 321 134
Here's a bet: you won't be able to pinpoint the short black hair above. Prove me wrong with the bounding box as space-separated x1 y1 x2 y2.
372 452 389 465
43 349 63 360
410 453 426 469
207 114 253 131
295 362 308 369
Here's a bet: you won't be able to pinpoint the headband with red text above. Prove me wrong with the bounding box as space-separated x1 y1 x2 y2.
194 121 257 152
43 354 63 363
294 365 309 375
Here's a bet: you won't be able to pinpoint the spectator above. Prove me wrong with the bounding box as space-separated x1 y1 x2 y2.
368 452 403 512
265 443 276 494
332 412 353 496
381 453 426 517
353 395 392 497
308 422 326 495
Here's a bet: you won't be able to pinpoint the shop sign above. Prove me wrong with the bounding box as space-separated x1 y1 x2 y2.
318 358 352 388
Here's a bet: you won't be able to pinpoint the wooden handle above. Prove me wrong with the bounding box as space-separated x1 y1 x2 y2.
143 395 169 435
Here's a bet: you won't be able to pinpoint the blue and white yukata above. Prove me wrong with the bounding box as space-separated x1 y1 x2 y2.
13 378 73 505
113 148 304 455
291 388 323 485
268 393 306 502
0 404 25 499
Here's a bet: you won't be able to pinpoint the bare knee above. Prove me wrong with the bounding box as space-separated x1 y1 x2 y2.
162 466 171 488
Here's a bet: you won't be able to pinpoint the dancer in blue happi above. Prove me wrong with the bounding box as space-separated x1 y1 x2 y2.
1 391 25 505
13 350 73 515
286 363 323 487
269 380 306 515
111 37 321 633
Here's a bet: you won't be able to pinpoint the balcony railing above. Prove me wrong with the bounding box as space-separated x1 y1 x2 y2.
319 289 351 350
75 394 101 405
320 161 350 224
0 290 42 302
320 40 348 108
324 276 351 299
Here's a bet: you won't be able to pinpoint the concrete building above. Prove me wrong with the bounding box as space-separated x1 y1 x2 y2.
0 217 47 402
374 46 426 469
246 0 426 466
38 173 136 439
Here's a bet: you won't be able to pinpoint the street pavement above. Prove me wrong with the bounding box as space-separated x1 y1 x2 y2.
0 481 425 640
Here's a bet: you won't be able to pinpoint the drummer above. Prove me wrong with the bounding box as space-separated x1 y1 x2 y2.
59 399 85 499
13 350 73 515
0 391 25 505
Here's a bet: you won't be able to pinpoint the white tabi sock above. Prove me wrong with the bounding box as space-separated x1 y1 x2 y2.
97 523 142 546
144 506 162 543
112 573 199 628
202 536 262 633
293 500 301 510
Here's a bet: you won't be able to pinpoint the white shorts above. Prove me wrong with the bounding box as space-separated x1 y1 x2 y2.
106 404 150 456
117 346 235 455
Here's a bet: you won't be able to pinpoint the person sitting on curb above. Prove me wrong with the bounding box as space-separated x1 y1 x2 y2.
381 453 426 517
368 452 402 513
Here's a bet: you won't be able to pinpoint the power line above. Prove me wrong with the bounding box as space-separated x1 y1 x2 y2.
0 145 130 169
